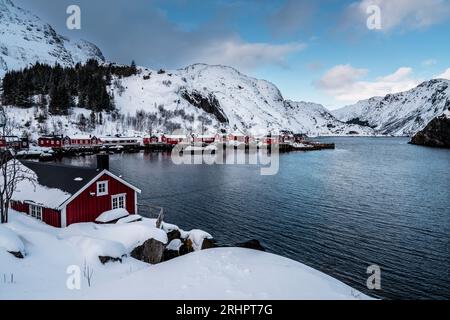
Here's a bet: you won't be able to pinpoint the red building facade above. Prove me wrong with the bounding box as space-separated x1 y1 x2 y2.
10 160 140 228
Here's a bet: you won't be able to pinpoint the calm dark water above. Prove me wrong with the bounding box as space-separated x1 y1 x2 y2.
63 137 450 300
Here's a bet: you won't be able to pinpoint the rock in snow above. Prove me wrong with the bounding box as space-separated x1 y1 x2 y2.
0 224 25 258
130 238 166 264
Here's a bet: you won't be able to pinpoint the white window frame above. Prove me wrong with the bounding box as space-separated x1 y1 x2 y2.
29 205 43 221
111 194 126 210
97 181 109 196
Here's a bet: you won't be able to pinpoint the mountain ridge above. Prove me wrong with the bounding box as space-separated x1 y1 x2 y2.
333 79 450 136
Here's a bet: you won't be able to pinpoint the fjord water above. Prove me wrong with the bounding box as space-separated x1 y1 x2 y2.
65 137 450 299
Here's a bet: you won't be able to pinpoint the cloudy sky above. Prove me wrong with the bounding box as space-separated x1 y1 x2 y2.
15 0 450 109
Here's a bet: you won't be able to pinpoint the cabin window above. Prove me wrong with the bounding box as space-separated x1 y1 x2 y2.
97 181 109 196
112 194 126 210
30 205 42 221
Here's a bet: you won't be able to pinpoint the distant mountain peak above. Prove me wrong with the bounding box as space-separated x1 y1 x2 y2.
0 0 104 76
333 79 450 136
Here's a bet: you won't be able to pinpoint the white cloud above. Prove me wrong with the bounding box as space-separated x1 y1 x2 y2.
315 65 422 102
347 0 450 32
422 59 437 66
434 68 450 79
316 65 368 90
196 39 306 71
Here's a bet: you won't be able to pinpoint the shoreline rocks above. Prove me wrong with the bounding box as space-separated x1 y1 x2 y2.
411 111 450 148
131 238 166 264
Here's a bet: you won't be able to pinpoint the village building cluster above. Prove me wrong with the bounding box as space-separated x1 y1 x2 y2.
31 130 304 151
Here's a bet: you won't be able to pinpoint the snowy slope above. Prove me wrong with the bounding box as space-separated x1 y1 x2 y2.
111 64 373 136
284 100 373 136
0 0 104 77
333 79 450 136
0 211 372 300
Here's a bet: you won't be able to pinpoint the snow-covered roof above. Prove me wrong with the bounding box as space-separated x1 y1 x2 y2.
163 135 187 139
67 135 96 140
99 137 140 141
5 161 73 209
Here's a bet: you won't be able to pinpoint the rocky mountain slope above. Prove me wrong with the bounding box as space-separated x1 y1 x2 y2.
110 64 373 136
333 79 450 136
0 0 104 77
410 109 450 148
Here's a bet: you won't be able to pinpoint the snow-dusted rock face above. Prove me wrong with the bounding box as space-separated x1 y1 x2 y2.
0 0 104 77
283 100 374 136
333 79 450 136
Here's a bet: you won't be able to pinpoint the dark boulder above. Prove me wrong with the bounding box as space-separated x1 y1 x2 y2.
179 239 194 256
163 249 180 261
131 239 166 264
8 251 24 259
411 113 450 148
98 256 123 264
201 238 218 250
235 239 265 252
167 229 181 243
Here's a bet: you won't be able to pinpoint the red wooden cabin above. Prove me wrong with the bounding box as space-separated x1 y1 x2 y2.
0 137 5 149
143 136 160 145
161 135 188 145
192 135 216 144
10 155 141 228
228 132 250 144
263 136 281 145
38 135 63 148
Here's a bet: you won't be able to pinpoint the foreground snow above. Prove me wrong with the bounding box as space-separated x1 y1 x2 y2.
0 211 372 300
82 248 371 300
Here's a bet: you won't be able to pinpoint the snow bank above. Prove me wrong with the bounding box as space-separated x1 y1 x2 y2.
1 211 372 300
0 225 25 255
65 236 126 262
95 208 129 223
64 222 168 251
83 248 373 300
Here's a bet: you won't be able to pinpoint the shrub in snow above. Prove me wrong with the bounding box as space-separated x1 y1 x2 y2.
0 225 25 258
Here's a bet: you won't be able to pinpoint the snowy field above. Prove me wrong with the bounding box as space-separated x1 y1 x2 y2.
0 211 372 300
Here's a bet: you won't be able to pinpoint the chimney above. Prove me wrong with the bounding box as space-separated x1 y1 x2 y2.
97 153 109 171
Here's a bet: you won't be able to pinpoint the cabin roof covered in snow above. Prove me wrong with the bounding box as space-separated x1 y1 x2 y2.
21 161 101 195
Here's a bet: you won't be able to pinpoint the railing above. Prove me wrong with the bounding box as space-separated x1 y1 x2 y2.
137 204 165 229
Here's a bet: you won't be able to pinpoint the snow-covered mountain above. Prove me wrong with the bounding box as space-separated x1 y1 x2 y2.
333 79 450 136
0 0 104 77
110 64 373 136
0 0 371 137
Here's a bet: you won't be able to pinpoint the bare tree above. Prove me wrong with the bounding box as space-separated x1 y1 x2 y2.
0 107 36 224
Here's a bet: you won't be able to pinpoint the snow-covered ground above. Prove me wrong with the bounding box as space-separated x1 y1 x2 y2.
0 211 372 300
